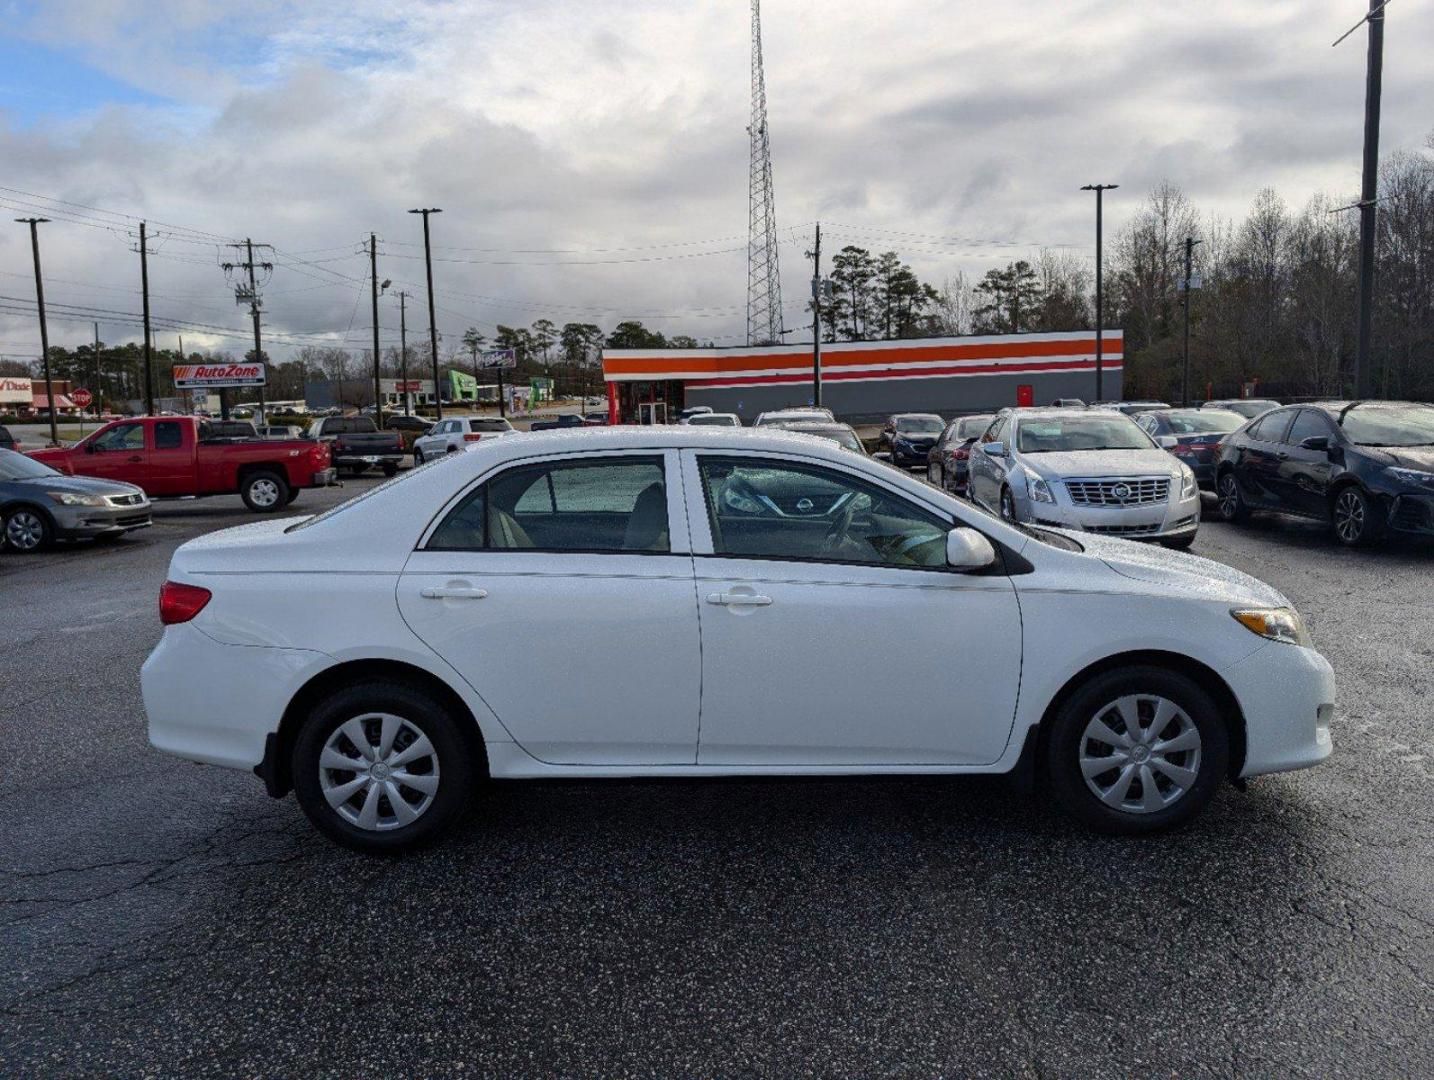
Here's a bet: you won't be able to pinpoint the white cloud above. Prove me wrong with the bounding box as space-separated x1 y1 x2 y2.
1 0 1431 358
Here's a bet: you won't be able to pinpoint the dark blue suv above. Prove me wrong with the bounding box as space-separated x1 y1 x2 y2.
1213 401 1434 546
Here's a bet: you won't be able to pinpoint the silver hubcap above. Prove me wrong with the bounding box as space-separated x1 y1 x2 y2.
1079 695 1203 815
6 511 44 550
1335 491 1364 542
1218 476 1239 518
249 478 280 507
319 713 441 831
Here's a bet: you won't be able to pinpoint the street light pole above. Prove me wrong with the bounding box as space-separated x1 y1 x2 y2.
397 291 411 416
1081 183 1118 401
408 208 444 421
1181 236 1202 407
16 217 58 447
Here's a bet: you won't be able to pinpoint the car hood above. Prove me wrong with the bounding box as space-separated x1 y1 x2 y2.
1069 531 1289 608
1021 449 1179 480
1371 445 1434 471
10 473 145 498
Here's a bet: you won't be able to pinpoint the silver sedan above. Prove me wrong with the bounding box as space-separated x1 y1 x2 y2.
1 448 151 552
966 409 1200 549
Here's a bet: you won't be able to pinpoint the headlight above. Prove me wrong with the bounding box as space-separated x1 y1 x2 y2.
1388 467 1434 489
1179 467 1197 499
1028 476 1055 504
46 491 107 507
1231 607 1311 647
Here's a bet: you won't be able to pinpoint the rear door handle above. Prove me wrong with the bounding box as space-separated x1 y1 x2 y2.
706 591 772 607
420 586 489 600
127 455 143 463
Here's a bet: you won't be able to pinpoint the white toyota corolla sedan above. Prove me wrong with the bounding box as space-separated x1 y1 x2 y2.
142 427 1334 852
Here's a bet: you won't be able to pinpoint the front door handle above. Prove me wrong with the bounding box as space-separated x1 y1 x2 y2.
127 455 143 463
420 586 489 600
706 591 773 607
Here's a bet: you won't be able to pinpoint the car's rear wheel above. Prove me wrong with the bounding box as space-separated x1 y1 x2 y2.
1215 472 1251 524
1332 486 1381 546
1046 666 1228 835
3 506 53 552
240 470 288 512
292 681 475 852
414 447 426 465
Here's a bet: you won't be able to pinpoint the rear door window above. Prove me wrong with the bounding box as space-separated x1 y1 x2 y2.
154 421 184 450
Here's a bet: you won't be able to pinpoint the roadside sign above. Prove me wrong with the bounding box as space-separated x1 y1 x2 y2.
478 348 517 370
173 362 267 389
395 379 422 392
71 388 93 408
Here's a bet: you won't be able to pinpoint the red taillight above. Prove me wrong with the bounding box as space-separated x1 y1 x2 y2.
953 447 970 460
160 581 212 625
464 433 482 442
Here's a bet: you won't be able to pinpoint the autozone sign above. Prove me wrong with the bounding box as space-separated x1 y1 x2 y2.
0 377 31 404
173 362 267 388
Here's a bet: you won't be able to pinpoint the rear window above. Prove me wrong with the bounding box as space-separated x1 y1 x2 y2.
468 419 512 432
1161 410 1245 435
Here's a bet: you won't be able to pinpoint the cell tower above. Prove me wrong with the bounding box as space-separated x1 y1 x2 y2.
746 0 783 346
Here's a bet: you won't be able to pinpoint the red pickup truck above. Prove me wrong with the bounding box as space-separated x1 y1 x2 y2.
28 416 337 512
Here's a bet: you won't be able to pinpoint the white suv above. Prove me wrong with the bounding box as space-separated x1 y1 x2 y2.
413 417 515 462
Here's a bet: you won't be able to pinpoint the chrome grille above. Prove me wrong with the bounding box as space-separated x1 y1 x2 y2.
1065 477 1170 506
106 492 146 507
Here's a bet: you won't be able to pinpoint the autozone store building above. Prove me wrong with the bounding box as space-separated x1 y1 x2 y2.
601 329 1123 423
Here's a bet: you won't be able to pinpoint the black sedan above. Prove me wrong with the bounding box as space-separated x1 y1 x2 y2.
926 413 996 495
1133 408 1247 490
878 413 945 468
1212 401 1434 545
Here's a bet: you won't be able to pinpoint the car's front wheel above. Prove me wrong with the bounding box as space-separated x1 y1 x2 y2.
292 681 476 852
1215 472 1251 524
1046 666 1229 835
1332 486 1381 546
1000 486 1019 523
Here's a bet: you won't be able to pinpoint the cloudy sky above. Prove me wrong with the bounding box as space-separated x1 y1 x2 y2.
1 0 1430 362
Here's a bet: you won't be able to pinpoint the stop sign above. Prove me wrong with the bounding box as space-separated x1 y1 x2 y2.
71 388 93 408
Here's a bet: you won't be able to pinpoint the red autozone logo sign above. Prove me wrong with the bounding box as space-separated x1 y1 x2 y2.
173 363 267 388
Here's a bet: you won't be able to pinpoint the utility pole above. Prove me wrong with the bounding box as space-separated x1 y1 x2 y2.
367 233 390 427
1181 236 1202 407
1333 0 1387 397
15 218 58 446
139 220 154 415
808 222 823 407
92 322 101 420
409 208 444 420
1081 184 1118 401
397 291 411 416
222 240 273 421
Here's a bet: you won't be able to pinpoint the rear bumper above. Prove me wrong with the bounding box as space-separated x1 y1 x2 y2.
309 467 339 487
142 622 330 771
333 454 403 466
1228 641 1335 777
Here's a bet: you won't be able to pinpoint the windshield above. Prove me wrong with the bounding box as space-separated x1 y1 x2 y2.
895 416 943 434
1339 405 1434 447
0 448 59 481
779 424 863 451
689 414 738 426
1161 410 1245 435
1222 400 1277 418
1016 415 1153 453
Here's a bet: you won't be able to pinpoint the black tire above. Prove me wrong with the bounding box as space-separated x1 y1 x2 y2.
930 462 944 489
381 462 399 477
1045 665 1229 835
1160 533 1196 550
1000 486 1018 523
284 488 301 506
344 465 368 477
1215 471 1251 524
3 505 54 552
240 469 289 512
291 681 476 853
414 448 426 466
1331 485 1381 547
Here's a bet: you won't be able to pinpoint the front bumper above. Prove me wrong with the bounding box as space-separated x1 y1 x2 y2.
142 621 330 771
1387 492 1434 535
1228 640 1335 777
1024 486 1202 539
51 502 152 539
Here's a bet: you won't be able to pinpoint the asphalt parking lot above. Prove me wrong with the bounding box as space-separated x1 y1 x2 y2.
2 480 1432 1078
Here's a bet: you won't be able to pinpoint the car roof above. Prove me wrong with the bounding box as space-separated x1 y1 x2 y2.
892 412 941 420
775 421 856 433
1009 407 1117 421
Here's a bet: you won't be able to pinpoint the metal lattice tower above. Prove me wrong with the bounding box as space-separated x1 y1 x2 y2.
746 0 783 346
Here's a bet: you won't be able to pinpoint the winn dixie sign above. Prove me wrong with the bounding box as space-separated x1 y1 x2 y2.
173 362 267 389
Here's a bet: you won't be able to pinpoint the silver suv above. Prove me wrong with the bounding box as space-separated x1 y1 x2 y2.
967 408 1200 548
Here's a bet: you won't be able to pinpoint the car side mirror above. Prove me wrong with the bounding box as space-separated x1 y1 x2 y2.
946 527 997 572
1156 435 1178 449
981 441 1005 458
1300 435 1330 452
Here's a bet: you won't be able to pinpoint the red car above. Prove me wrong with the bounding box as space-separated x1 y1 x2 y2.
29 416 337 511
